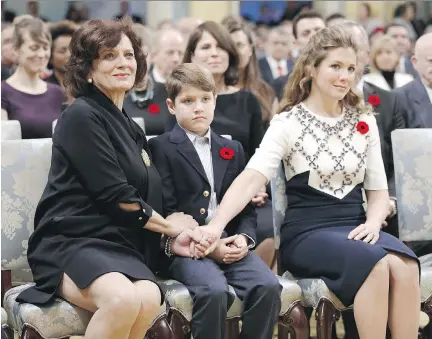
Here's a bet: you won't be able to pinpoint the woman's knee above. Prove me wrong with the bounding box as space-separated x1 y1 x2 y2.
368 256 390 281
133 280 162 320
387 253 419 286
88 273 142 318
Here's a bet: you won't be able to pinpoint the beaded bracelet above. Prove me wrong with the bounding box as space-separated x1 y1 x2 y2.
164 237 174 258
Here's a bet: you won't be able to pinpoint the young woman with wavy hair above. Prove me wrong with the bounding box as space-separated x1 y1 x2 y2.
202 25 420 339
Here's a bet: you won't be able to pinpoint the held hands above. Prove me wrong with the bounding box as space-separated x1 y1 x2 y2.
169 221 219 258
165 212 199 237
348 222 381 245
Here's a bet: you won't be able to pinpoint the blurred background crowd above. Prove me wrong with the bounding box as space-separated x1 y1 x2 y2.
1 0 432 260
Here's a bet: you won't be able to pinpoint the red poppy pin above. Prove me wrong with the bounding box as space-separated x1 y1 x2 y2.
356 121 369 134
148 103 160 114
368 94 381 107
220 147 235 160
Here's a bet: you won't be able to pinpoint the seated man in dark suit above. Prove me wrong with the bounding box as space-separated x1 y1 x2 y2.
149 63 281 339
272 10 325 99
393 32 432 257
258 27 293 85
393 32 432 129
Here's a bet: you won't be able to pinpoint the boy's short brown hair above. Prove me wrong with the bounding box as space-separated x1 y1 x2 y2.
165 63 216 102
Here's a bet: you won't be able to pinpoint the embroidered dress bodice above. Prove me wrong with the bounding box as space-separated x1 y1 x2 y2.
247 103 388 199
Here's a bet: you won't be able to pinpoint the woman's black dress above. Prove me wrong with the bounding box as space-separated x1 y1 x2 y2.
17 86 165 304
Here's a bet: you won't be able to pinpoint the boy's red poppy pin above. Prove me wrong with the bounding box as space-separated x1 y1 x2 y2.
220 147 234 160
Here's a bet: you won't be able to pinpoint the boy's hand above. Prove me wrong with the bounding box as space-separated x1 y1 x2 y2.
208 235 239 264
224 235 249 264
251 185 268 207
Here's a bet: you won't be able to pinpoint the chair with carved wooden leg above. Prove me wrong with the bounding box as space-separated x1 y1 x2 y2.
1 138 174 339
159 273 306 339
392 129 432 338
271 162 351 339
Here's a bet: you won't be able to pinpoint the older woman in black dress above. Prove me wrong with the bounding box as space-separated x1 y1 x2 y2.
17 18 211 339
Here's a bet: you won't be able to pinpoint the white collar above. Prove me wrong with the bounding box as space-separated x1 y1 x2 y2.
152 67 166 83
181 125 212 144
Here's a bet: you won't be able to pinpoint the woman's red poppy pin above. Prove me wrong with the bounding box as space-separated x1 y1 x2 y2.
220 147 234 160
356 121 369 134
368 94 380 107
148 103 160 114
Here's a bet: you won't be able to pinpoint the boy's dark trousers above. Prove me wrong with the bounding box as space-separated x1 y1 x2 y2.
167 252 282 339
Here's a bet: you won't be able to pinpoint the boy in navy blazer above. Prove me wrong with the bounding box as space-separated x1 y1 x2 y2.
148 63 281 339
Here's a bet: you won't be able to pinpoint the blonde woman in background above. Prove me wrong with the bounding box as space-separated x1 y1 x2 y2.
362 35 413 91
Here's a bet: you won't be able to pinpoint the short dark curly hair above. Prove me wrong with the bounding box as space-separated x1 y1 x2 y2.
183 21 239 87
65 17 146 97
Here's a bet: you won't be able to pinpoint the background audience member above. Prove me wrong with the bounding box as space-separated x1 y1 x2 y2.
124 23 170 135
258 27 292 85
272 10 325 99
1 23 15 80
45 20 77 104
393 2 418 41
150 28 185 84
363 35 414 91
176 17 203 40
384 23 417 77
357 2 382 35
325 13 345 27
1 16 64 138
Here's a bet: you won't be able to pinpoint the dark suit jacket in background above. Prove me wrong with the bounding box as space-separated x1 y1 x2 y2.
393 78 432 129
258 58 293 86
404 55 418 78
149 124 257 243
363 82 406 197
272 73 289 100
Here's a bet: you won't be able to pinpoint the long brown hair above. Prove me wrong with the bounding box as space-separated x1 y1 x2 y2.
279 25 369 114
224 21 275 122
183 21 239 86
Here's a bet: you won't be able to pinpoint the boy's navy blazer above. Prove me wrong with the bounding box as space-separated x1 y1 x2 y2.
148 123 257 242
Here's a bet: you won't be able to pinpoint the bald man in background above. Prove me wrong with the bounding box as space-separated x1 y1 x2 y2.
394 32 432 129
150 28 185 84
176 17 203 40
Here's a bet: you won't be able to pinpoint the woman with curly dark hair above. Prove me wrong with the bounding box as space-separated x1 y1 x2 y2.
16 17 212 339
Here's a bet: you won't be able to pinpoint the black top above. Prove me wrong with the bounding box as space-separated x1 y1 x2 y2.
123 80 170 136
381 70 396 89
17 86 165 304
44 73 61 87
165 90 264 161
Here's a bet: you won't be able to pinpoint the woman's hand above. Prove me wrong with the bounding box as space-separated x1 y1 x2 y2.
348 222 381 244
165 213 198 238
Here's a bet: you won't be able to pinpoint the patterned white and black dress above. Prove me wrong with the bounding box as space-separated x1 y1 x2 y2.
247 103 418 306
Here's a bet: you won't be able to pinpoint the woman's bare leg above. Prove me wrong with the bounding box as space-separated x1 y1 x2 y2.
59 272 141 339
254 238 276 268
387 253 420 339
128 280 162 339
353 257 389 339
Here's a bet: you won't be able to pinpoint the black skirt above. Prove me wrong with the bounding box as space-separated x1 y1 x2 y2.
281 226 418 306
